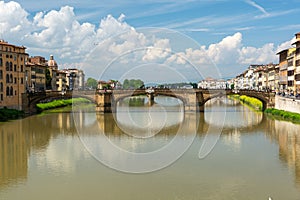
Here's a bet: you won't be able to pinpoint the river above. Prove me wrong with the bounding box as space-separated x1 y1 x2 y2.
0 97 300 199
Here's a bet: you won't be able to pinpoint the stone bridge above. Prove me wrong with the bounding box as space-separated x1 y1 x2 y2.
22 90 96 114
22 89 275 114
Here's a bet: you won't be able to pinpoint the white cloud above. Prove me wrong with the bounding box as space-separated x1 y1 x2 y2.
207 32 242 64
0 1 290 80
238 43 277 64
142 38 171 61
276 37 295 53
245 0 269 16
0 1 32 39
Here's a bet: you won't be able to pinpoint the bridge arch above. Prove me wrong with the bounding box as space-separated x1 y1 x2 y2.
200 90 273 111
22 91 98 114
112 90 186 112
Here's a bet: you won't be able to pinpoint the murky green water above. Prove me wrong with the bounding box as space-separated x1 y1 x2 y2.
0 97 300 199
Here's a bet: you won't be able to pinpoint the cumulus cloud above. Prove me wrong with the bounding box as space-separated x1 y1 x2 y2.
142 38 171 61
0 1 32 39
0 1 291 80
238 43 277 64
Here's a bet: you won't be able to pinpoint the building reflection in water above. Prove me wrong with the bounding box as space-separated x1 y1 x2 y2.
0 113 76 189
265 119 300 188
0 121 28 188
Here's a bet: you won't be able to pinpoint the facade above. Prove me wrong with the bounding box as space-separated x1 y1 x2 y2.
61 68 85 90
287 48 296 94
56 70 67 92
231 63 277 92
25 56 47 92
98 80 119 90
292 32 300 94
198 77 227 89
0 40 28 110
277 49 288 93
47 55 58 91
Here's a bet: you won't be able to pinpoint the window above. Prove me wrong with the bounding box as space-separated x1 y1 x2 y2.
20 65 23 72
14 65 16 71
21 78 23 84
10 86 13 96
9 62 12 71
0 94 3 101
288 80 294 86
288 70 294 76
296 59 300 66
14 77 17 84
6 62 9 71
15 90 16 95
6 86 9 96
0 82 3 92
10 74 13 83
6 74 9 83
0 70 2 80
0 58 2 67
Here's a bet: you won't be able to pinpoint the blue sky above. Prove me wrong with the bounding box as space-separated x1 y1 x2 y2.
1 0 300 82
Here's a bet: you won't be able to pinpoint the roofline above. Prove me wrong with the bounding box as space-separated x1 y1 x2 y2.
276 48 289 55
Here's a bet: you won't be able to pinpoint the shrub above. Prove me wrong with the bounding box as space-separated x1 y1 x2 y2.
0 108 24 121
264 108 300 123
36 98 91 112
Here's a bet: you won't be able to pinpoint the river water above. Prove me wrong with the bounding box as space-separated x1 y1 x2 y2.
0 97 300 200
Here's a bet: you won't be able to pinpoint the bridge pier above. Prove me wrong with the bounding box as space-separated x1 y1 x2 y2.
95 92 113 113
147 93 155 106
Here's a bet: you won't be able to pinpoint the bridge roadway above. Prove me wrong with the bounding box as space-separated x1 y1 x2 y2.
22 88 275 114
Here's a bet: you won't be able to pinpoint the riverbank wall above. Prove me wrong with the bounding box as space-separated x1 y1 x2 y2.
275 96 300 114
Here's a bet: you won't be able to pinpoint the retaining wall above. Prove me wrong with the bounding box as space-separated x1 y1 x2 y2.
275 96 300 114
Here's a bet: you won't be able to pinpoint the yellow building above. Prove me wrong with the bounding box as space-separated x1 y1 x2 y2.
56 70 67 92
25 56 47 92
0 40 28 110
286 48 296 94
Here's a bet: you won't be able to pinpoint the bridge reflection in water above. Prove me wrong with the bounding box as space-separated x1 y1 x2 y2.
1 97 300 194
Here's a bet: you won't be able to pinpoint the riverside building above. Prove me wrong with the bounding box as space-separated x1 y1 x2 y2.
0 40 28 110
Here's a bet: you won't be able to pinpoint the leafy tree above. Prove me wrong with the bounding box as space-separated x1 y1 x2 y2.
189 82 198 88
86 77 98 89
123 79 130 89
231 84 235 90
123 79 144 89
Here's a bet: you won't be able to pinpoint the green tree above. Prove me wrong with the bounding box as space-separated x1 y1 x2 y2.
230 83 235 90
123 79 130 89
123 79 144 89
86 77 98 89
